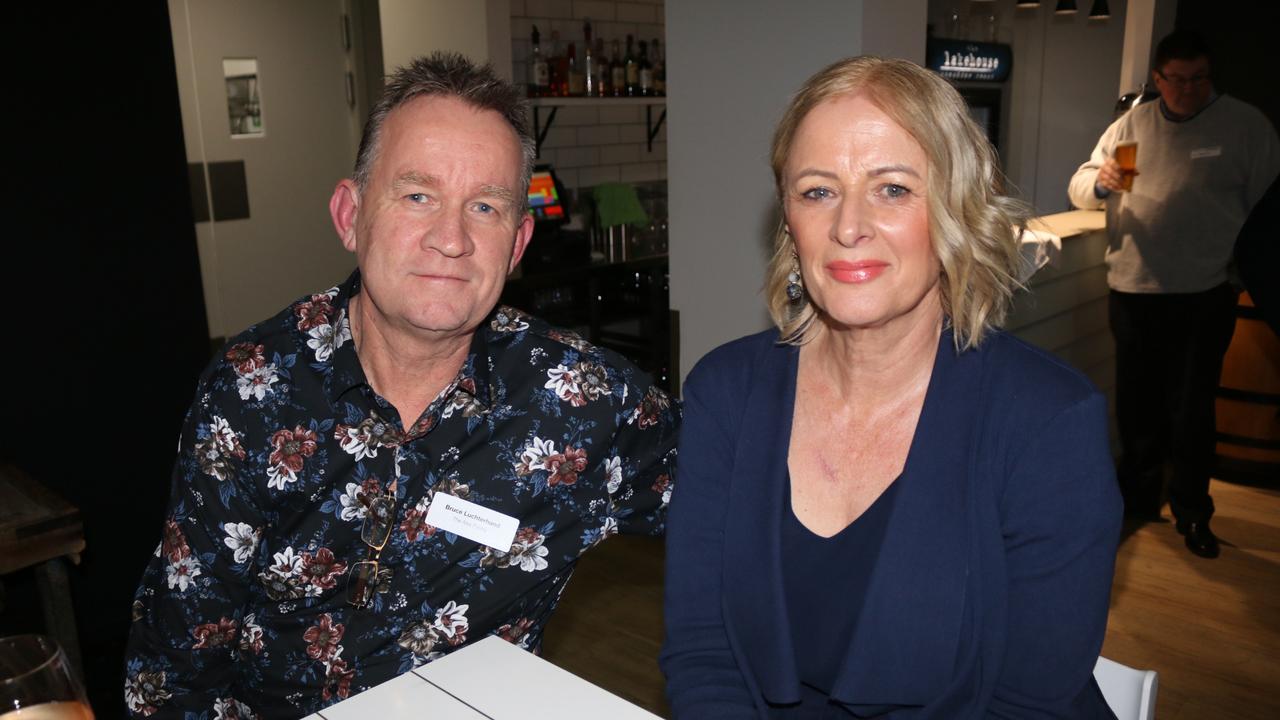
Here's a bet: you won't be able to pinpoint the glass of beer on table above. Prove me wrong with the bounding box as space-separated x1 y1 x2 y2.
1115 141 1138 191
0 636 93 719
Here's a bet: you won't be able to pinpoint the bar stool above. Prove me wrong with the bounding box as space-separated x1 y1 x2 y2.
0 463 86 677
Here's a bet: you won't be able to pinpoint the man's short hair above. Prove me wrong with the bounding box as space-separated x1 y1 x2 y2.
353 52 535 212
1154 30 1212 71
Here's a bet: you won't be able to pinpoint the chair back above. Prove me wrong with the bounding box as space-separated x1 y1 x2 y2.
1093 656 1158 720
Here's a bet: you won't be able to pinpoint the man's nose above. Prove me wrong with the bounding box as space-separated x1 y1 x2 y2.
422 207 473 257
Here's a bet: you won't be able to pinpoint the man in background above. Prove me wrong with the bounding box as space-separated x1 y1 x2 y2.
1069 30 1279 558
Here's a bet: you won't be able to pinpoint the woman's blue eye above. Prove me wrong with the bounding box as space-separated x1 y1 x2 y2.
802 187 831 200
884 184 909 199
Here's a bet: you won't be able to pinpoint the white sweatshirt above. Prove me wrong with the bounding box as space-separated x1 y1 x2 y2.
1068 95 1280 293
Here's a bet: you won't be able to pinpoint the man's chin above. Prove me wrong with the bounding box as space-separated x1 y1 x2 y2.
404 309 485 338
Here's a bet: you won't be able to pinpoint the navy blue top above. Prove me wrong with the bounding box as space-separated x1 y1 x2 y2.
784 479 899 716
661 328 1122 719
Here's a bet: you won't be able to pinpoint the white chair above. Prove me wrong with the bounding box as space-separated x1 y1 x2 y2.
1093 656 1158 720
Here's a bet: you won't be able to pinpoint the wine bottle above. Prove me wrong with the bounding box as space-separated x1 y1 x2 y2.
582 19 596 97
638 40 653 96
529 25 548 97
624 34 639 96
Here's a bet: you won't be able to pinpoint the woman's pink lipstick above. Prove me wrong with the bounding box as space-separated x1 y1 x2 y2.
826 260 888 283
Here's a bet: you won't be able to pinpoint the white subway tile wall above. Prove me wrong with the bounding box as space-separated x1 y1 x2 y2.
513 0 666 193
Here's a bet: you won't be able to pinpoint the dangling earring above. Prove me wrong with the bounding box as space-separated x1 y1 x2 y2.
786 253 803 303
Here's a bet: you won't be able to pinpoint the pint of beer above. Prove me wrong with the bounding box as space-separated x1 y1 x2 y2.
0 636 94 720
1115 141 1138 191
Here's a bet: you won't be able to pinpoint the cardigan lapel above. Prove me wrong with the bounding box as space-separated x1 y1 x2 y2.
721 338 803 704
720 330 981 708
830 330 979 708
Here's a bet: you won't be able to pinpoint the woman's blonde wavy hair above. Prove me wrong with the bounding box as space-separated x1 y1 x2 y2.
766 56 1030 350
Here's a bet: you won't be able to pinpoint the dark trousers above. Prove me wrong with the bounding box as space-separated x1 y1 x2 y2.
1109 284 1238 522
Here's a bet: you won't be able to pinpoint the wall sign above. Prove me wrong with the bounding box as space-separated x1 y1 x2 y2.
926 40 1013 83
223 57 264 137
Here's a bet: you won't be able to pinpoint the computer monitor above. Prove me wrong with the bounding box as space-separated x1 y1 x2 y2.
527 166 567 224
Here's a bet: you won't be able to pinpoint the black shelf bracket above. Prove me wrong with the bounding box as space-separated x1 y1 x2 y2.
533 105 558 159
646 104 666 152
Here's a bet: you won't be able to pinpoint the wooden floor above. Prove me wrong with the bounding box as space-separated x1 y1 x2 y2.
1104 481 1280 719
542 480 1280 718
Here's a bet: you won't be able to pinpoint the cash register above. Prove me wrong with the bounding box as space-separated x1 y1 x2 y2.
521 165 590 272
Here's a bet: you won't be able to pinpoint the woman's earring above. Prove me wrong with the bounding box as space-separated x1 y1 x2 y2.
786 254 803 303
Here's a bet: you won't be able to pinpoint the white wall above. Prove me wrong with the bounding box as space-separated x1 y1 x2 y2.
1022 4 1130 211
667 0 930 381
929 0 1130 213
1119 0 1177 96
862 0 927 62
379 0 509 73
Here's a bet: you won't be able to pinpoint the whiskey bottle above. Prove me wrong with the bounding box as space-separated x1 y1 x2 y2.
567 42 585 96
610 39 625 97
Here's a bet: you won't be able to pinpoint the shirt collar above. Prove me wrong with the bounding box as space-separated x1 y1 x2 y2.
321 269 496 416
1159 91 1219 123
325 270 369 403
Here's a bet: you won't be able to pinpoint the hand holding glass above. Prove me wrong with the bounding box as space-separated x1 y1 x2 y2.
1114 141 1138 191
0 636 93 720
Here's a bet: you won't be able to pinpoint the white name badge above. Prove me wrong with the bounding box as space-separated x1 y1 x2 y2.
425 492 519 551
1191 146 1222 159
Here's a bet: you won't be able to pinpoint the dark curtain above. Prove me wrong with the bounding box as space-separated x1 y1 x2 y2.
5 3 211 717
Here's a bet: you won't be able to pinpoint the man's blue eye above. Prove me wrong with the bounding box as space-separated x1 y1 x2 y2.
476 203 494 213
407 193 427 203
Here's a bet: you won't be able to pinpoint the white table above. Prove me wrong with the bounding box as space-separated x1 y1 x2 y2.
304 635 661 720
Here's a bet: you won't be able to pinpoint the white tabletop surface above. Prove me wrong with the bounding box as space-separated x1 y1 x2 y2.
304 635 660 720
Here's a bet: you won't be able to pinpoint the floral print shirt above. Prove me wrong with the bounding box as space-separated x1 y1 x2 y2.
124 271 678 719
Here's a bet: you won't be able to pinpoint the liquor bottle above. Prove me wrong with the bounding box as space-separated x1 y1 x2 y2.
594 38 608 96
582 19 596 97
638 40 653 96
529 25 548 97
610 39 626 97
567 42 585 96
652 38 665 96
548 29 566 96
624 34 639 96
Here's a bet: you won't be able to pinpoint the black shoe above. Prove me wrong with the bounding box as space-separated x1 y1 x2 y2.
1176 518 1220 559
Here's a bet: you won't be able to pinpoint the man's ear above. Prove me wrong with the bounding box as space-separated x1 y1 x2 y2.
508 213 535 273
330 179 361 253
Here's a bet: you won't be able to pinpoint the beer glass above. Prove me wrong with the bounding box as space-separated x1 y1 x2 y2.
1115 141 1138 191
0 636 93 720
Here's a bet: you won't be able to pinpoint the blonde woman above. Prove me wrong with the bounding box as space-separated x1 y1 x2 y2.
661 57 1121 718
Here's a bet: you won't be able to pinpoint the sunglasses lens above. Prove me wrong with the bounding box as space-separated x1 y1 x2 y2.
347 560 379 607
362 495 396 549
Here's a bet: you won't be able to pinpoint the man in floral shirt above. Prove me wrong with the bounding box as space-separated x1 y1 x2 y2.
124 52 678 719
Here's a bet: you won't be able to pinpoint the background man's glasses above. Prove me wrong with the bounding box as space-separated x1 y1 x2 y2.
1156 71 1210 88
347 489 396 608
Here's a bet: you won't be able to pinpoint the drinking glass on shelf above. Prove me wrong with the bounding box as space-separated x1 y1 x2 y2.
0 636 93 720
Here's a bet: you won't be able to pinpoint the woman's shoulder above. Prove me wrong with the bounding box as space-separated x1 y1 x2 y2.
974 330 1103 414
686 328 785 384
691 326 778 371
